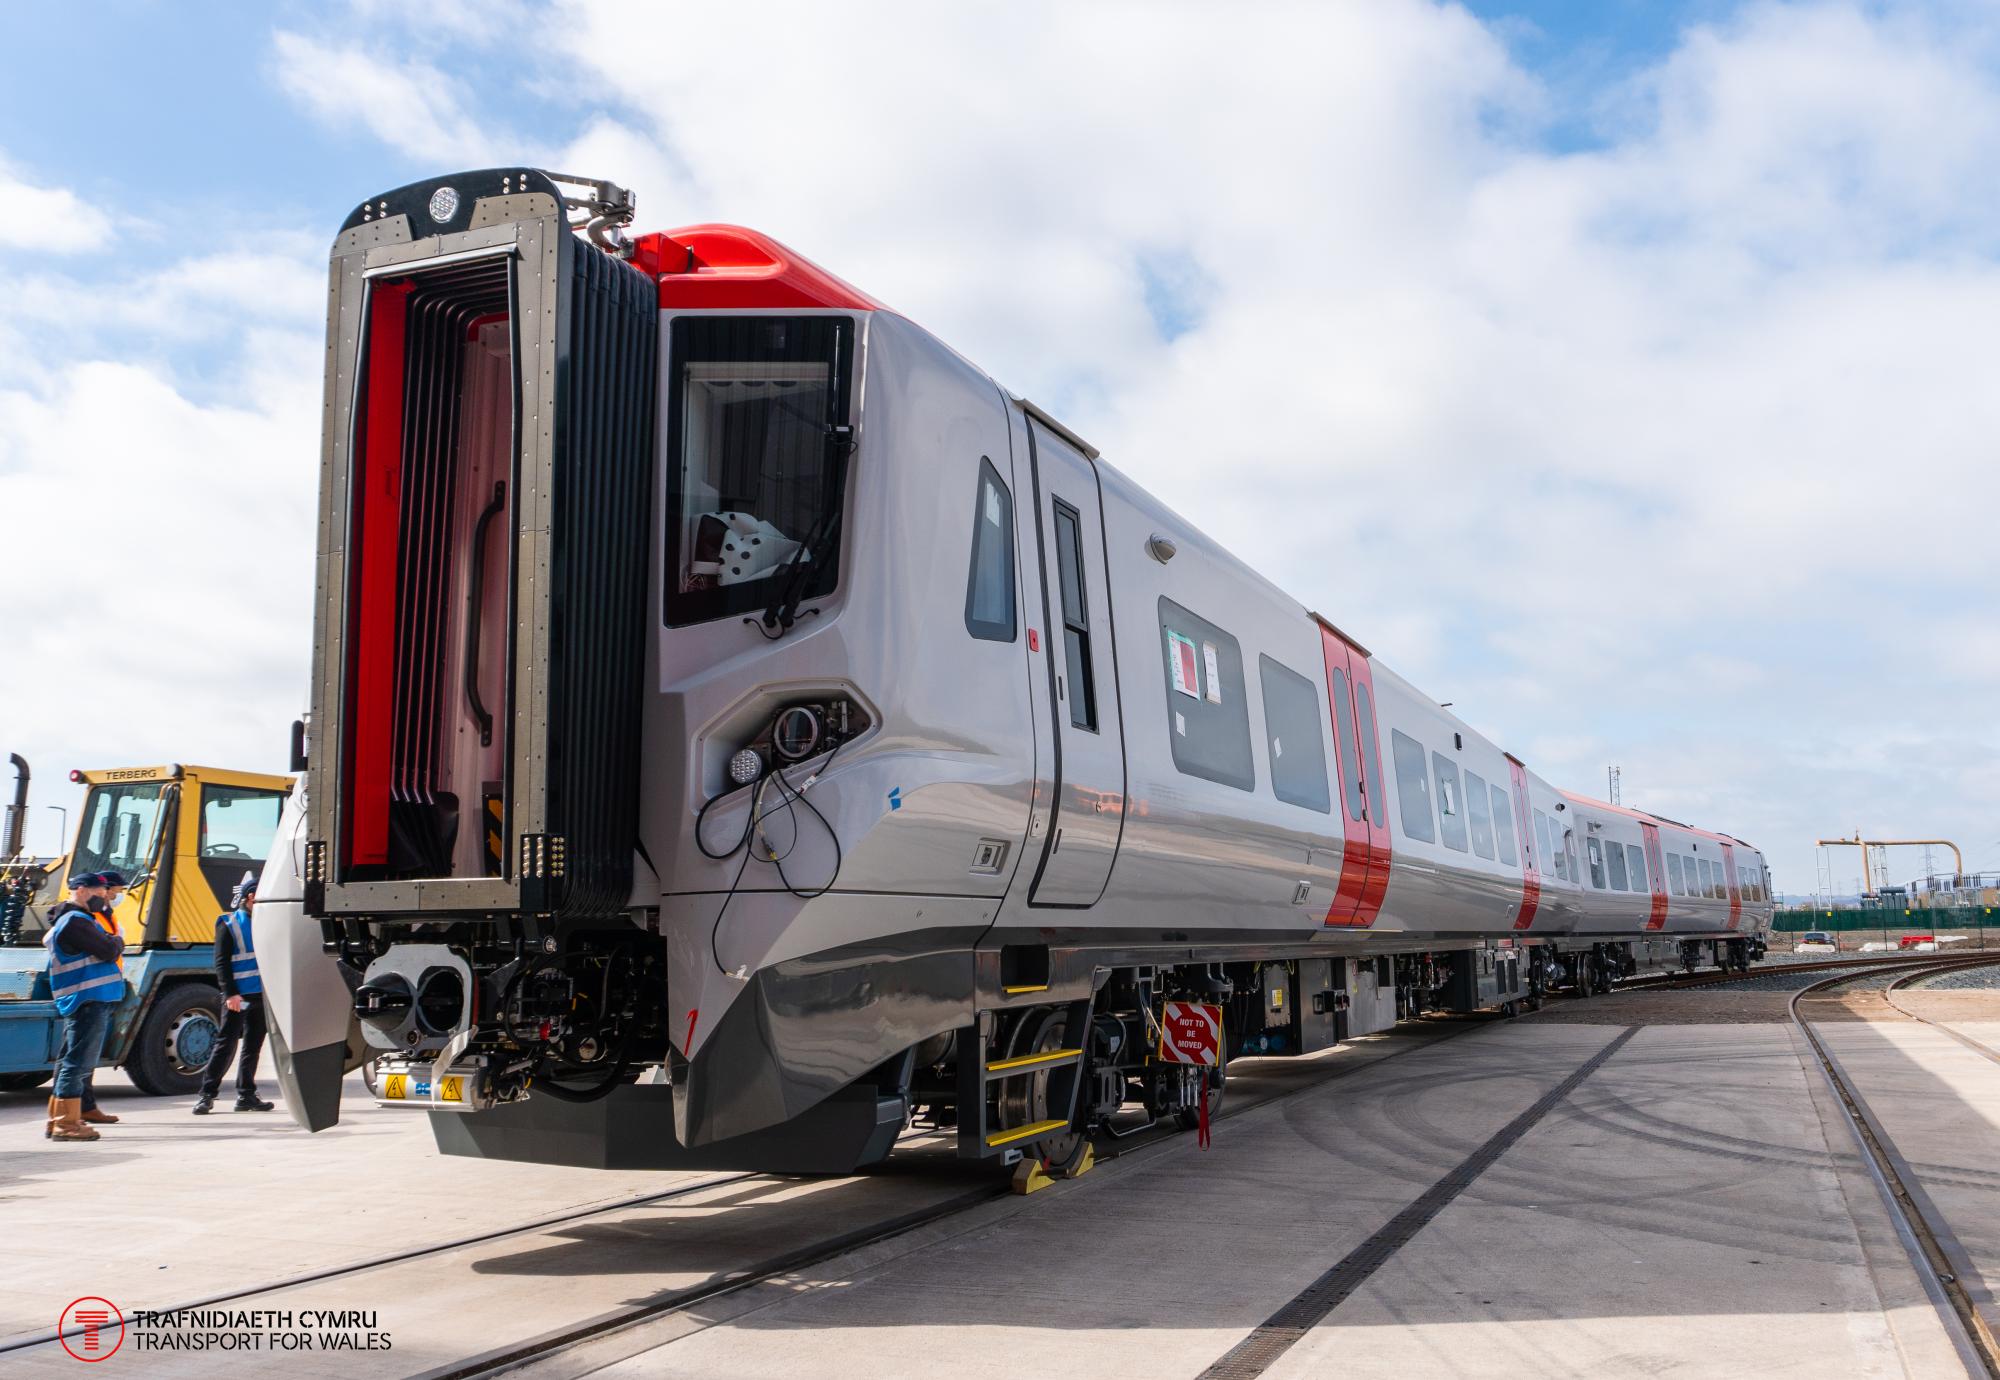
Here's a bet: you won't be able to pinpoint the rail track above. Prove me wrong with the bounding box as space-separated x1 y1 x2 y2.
1791 953 2000 1377
1616 949 2000 993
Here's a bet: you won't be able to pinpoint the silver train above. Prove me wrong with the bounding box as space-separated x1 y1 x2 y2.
260 169 1772 1175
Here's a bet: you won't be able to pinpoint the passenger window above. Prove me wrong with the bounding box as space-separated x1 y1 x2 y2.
1432 753 1467 852
1696 857 1712 897
1490 784 1518 865
1533 809 1553 875
1560 828 1577 881
1606 837 1629 890
1259 655 1330 813
963 458 1016 642
1330 669 1364 820
1391 730 1436 842
1667 853 1685 895
1626 843 1648 892
1587 836 1606 888
1052 501 1097 730
1464 769 1495 859
1158 598 1254 790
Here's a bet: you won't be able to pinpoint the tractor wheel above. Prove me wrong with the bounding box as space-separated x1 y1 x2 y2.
126 985 222 1096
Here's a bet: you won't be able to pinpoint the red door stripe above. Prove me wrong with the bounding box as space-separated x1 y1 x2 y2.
1641 823 1669 929
1317 621 1392 927
1721 843 1742 930
1508 759 1540 930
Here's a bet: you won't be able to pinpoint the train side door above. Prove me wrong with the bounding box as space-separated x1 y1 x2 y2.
1317 621 1391 926
1023 418 1126 906
1640 822 1669 929
1505 756 1542 930
1720 842 1742 930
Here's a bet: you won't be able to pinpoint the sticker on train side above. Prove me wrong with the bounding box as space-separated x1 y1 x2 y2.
1157 1001 1224 1066
1168 631 1200 698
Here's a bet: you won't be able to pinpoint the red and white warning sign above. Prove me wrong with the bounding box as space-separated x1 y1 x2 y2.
1157 1001 1224 1066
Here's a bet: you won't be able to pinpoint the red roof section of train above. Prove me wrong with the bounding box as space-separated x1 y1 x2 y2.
632 225 886 312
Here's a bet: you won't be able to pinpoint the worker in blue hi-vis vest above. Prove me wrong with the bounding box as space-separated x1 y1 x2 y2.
193 873 273 1115
43 871 129 1143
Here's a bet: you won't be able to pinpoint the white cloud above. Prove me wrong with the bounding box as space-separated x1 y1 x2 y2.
0 157 111 253
271 30 508 168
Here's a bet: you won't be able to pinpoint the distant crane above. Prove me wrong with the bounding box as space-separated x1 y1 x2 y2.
1607 766 1621 806
1815 832 1964 899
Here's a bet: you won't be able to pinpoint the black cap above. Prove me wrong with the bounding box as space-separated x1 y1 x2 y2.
71 871 103 889
97 870 129 889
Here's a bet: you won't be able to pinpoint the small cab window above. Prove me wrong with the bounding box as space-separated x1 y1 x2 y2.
1586 836 1607 888
665 315 853 626
1463 769 1495 859
1391 730 1435 842
1053 501 1097 730
1490 783 1518 865
1159 598 1254 790
1626 843 1648 893
1606 836 1629 890
1667 853 1686 895
963 458 1016 642
1260 655 1330 813
1431 753 1468 852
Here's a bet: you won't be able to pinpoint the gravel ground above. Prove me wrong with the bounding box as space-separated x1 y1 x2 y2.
1903 966 2000 990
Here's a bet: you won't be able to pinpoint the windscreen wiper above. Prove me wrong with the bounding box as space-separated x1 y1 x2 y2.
759 425 853 634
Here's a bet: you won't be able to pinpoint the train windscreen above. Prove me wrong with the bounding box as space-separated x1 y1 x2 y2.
664 316 852 626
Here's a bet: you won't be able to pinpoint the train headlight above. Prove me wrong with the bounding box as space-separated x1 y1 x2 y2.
728 747 766 787
772 706 823 763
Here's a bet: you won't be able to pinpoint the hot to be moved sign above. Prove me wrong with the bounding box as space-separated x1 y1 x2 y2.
1157 1001 1224 1066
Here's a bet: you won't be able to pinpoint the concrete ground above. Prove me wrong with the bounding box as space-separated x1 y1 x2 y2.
2 999 1990 1378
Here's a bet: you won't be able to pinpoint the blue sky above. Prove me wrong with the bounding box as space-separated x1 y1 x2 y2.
2 1 1998 896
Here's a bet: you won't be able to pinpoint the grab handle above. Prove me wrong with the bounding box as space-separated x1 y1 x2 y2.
464 481 506 747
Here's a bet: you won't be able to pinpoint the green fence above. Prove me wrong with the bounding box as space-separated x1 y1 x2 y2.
1775 907 1998 932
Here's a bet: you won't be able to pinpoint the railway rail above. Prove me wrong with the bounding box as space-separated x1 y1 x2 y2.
1791 953 2000 1377
1620 950 2000 993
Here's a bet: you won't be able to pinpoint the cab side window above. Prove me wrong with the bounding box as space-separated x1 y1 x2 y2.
963 457 1017 642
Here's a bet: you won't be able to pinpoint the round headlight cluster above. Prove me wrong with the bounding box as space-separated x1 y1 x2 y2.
772 706 824 763
728 747 766 787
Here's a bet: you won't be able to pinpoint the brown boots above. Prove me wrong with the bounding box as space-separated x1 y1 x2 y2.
45 1097 99 1142
80 1104 119 1124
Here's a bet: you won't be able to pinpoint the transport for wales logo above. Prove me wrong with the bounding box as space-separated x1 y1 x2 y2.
58 1297 125 1362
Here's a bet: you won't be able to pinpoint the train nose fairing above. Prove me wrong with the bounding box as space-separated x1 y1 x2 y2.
273 169 664 1130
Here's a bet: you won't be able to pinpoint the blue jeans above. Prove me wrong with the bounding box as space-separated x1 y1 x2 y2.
53 1001 114 1099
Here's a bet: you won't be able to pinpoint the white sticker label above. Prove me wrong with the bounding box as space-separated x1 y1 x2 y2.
1175 711 1187 736
1202 643 1222 703
1167 631 1200 698
1272 736 1283 759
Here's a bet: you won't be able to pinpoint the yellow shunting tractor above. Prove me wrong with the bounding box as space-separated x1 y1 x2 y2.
0 762 294 1095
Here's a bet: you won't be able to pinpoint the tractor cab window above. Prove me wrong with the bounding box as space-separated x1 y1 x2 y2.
198 785 287 904
665 316 854 626
199 787 285 863
71 782 168 883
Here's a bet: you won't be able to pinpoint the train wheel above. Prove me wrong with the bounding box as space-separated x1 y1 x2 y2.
996 1009 1087 1172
